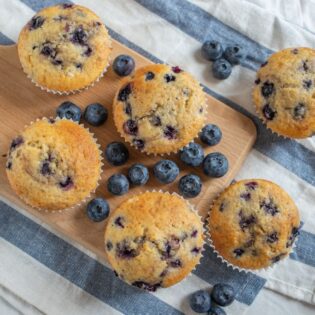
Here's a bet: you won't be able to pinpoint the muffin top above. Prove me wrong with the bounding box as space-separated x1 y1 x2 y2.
208 179 300 270
253 47 315 138
113 64 207 155
18 4 112 92
104 191 204 290
6 118 102 210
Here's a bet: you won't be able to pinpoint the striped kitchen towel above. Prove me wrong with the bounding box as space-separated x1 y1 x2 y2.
0 0 314 314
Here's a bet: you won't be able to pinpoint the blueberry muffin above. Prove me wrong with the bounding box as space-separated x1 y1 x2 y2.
253 48 315 138
113 64 207 155
208 179 300 270
6 118 102 211
104 191 204 290
18 4 112 93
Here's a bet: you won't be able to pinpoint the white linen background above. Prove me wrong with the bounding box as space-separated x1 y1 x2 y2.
0 0 314 314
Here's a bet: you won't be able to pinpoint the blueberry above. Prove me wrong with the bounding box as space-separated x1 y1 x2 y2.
260 199 279 216
200 124 222 146
123 119 138 135
164 74 176 83
233 248 244 257
105 142 129 166
145 71 155 80
125 103 132 116
164 125 178 140
239 210 256 231
170 259 182 268
83 45 93 57
240 192 251 201
84 103 108 126
107 174 129 195
132 281 161 292
114 216 125 228
128 163 149 185
29 16 45 30
153 160 179 184
113 55 135 77
212 59 232 80
56 101 81 122
190 290 211 313
191 247 201 254
52 59 63 66
261 81 274 98
133 138 145 150
267 232 279 243
180 143 204 167
201 40 223 61
59 176 74 190
41 45 55 57
211 283 235 306
302 60 309 72
116 240 138 258
262 104 276 121
178 174 202 198
86 198 110 222
203 153 229 177
41 160 52 176
71 26 87 45
172 66 182 73
303 80 312 90
245 181 258 190
118 83 132 102
62 3 73 9
106 241 113 251
208 305 226 315
223 45 246 65
10 136 24 151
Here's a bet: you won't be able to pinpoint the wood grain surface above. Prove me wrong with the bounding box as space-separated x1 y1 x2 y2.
0 42 256 260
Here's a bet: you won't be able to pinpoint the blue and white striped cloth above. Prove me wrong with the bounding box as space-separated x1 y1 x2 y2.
0 0 314 314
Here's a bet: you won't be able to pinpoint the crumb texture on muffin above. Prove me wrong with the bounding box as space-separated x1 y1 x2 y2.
253 47 315 138
208 179 300 269
6 118 102 210
18 4 112 92
104 191 204 289
113 64 208 154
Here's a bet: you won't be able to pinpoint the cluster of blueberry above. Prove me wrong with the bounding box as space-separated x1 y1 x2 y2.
190 283 236 315
85 123 227 222
56 101 108 126
54 97 228 222
201 40 246 79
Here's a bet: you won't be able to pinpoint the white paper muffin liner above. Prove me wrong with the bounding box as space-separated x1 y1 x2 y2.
23 58 111 96
205 182 300 274
6 116 103 213
113 72 209 156
104 190 206 290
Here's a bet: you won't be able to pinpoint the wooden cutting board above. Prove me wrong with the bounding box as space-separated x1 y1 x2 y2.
0 42 256 259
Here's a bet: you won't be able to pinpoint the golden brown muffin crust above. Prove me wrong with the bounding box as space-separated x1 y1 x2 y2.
208 179 300 270
113 64 207 154
6 118 102 210
18 4 112 92
104 192 204 289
